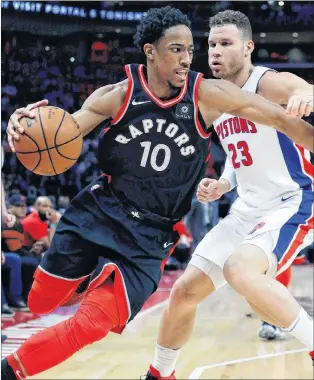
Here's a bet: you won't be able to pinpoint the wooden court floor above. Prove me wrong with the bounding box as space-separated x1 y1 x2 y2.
28 265 313 379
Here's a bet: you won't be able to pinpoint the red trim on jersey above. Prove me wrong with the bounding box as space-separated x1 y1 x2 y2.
100 172 112 183
193 73 211 139
138 64 188 108
205 140 212 162
111 65 134 125
277 214 314 275
295 144 314 179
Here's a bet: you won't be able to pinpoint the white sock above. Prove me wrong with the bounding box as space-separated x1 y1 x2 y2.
283 307 314 351
152 343 181 376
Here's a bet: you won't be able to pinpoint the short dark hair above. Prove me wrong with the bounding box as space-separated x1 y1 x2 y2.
209 10 252 40
134 6 191 51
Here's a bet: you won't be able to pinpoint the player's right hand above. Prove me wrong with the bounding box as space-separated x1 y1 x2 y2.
196 178 226 203
7 99 49 152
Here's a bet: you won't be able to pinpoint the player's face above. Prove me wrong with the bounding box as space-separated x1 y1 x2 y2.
149 25 194 88
208 25 250 79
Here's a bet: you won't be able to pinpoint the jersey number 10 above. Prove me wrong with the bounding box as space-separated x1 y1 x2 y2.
140 141 171 172
228 141 253 168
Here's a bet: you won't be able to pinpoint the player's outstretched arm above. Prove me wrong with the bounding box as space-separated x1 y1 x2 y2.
6 81 127 152
199 79 314 152
258 71 313 117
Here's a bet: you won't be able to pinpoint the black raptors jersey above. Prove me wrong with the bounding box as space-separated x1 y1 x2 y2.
98 64 211 220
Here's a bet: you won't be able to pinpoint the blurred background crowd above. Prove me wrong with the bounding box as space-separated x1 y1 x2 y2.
1 1 314 310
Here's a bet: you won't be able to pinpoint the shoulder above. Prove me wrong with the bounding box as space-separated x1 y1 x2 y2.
257 70 280 94
95 80 128 98
84 80 129 108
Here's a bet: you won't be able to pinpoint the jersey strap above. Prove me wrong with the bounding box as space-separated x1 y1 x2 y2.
111 64 134 125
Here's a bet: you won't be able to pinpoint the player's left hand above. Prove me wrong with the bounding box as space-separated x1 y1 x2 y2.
2 212 16 228
286 94 313 117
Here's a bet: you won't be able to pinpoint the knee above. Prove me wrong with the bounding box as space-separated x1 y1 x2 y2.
169 278 200 310
22 257 40 268
27 268 82 314
5 253 22 268
223 255 250 291
67 289 117 348
27 283 65 314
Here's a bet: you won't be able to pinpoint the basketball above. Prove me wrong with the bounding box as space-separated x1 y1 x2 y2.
13 106 83 176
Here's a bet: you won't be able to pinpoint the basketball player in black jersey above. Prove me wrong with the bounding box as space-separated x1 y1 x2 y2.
3 6 314 380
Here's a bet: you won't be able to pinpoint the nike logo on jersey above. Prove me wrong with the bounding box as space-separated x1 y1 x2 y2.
281 195 295 202
132 99 151 106
164 242 174 248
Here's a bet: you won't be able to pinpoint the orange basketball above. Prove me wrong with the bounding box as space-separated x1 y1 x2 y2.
13 106 83 176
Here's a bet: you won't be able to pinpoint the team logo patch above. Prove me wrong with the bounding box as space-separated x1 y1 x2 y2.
249 221 266 235
175 103 193 120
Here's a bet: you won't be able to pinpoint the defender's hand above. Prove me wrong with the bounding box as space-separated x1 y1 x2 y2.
7 99 49 152
197 178 226 203
286 94 313 118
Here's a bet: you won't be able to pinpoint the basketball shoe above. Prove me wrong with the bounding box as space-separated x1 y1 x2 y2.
142 365 176 379
258 321 283 340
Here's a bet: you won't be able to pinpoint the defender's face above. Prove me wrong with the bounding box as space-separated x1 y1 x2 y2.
153 25 194 88
208 25 247 79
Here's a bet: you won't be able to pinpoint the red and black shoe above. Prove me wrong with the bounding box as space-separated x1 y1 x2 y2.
142 365 176 380
309 351 314 366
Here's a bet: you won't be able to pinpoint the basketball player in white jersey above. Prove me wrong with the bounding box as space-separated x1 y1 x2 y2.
146 10 313 379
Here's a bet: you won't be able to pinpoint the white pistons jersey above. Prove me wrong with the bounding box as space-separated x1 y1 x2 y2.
213 66 313 213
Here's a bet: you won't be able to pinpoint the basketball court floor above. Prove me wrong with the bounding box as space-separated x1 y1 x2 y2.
2 265 313 379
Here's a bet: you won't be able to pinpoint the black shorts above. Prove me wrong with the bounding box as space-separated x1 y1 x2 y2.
40 175 179 326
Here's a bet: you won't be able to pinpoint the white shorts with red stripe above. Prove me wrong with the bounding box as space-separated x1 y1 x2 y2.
190 189 313 290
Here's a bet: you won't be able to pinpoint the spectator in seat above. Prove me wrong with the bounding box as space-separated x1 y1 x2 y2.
1 252 29 316
2 194 41 299
22 196 60 249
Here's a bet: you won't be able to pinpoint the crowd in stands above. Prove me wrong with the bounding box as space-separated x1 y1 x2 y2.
1 194 59 319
